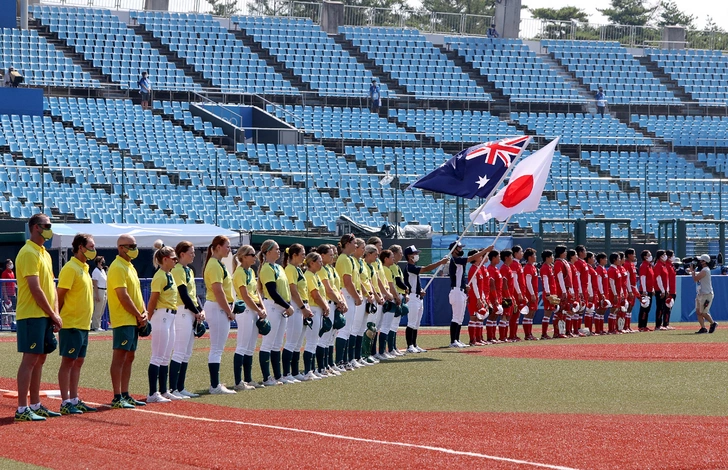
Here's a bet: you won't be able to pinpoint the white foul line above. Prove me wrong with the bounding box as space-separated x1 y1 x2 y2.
3 390 579 470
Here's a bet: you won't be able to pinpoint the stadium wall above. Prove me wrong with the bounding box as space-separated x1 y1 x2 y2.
0 88 43 117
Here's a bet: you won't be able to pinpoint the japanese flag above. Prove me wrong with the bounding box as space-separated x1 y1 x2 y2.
470 137 559 225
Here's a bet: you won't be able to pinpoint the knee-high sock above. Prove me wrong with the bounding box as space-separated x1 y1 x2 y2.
327 345 334 367
291 351 301 375
378 332 387 355
169 360 181 392
158 365 169 394
208 362 220 389
316 346 326 372
270 350 282 379
450 322 458 343
468 322 476 344
281 349 292 376
303 351 313 374
509 314 519 339
542 314 550 336
388 331 395 351
412 329 419 347
348 334 357 362
243 355 253 384
233 353 244 385
336 337 348 364
354 336 363 360
259 351 271 381
148 364 159 396
498 319 507 341
177 362 189 391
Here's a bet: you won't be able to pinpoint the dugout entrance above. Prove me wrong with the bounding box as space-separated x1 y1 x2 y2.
657 219 727 258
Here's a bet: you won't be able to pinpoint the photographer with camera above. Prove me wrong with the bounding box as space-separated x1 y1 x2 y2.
688 254 718 334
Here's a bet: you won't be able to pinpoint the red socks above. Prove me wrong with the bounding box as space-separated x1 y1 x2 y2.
468 323 476 344
509 314 519 340
541 314 550 336
584 314 593 333
498 320 508 341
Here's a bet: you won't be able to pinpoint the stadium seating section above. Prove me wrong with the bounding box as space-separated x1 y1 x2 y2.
543 40 681 105
445 37 585 104
340 26 491 101
390 108 518 143
233 16 387 98
646 49 728 107
631 114 728 148
511 112 652 146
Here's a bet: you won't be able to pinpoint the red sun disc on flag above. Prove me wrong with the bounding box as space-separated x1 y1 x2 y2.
501 175 534 208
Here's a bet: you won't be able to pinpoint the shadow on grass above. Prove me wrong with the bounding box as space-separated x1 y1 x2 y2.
380 357 441 364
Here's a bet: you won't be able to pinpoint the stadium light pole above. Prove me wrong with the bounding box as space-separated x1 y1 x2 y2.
305 148 309 228
394 151 398 239
40 150 45 215
121 151 125 223
215 151 219 226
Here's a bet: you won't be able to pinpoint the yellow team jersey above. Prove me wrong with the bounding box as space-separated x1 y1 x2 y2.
390 264 406 295
383 264 395 286
16 240 56 321
359 258 372 294
336 254 360 294
233 266 260 304
151 269 178 310
285 264 309 304
376 259 389 293
260 262 291 303
322 265 340 302
304 270 323 304
57 257 93 330
204 258 233 303
367 262 381 295
107 255 144 327
171 263 198 309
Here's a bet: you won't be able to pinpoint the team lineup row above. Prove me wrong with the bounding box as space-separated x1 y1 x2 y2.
10 212 717 422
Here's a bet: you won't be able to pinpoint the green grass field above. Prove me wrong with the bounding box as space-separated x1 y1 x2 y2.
1 326 726 416
0 458 48 470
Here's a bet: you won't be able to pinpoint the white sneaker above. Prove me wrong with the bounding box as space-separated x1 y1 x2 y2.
262 377 281 387
234 382 255 391
161 391 183 401
327 367 341 376
146 392 171 403
383 352 395 359
406 345 419 354
280 375 298 384
293 373 306 382
246 381 265 389
209 384 236 395
170 390 189 399
313 370 326 379
456 340 468 348
368 355 380 364
393 349 404 356
350 360 363 369
178 389 200 398
449 342 460 348
334 365 347 373
373 353 385 361
415 346 427 353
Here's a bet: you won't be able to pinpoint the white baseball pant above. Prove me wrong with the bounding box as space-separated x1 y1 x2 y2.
171 306 195 363
150 308 176 367
205 300 230 364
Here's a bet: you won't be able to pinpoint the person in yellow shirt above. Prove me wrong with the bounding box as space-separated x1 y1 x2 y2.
14 214 62 422
362 244 385 364
203 235 235 395
388 244 408 356
300 252 328 380
108 234 148 409
146 246 179 404
335 234 361 370
366 237 394 361
258 239 293 387
232 245 267 390
282 244 312 384
350 239 374 367
380 249 401 357
316 244 346 376
57 233 97 415
169 241 205 399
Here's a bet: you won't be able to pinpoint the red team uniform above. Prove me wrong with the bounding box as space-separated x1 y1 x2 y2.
570 261 582 335
607 264 623 333
595 264 609 335
467 264 488 345
665 261 676 329
487 264 503 343
623 260 638 331
523 263 539 339
499 263 513 341
553 258 573 337
540 263 557 339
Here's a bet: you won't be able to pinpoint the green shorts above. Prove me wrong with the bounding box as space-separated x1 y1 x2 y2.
112 325 138 352
59 328 89 359
16 317 55 355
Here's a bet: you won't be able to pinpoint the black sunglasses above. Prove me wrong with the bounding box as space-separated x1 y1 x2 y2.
120 244 137 250
245 253 256 257
35 223 52 229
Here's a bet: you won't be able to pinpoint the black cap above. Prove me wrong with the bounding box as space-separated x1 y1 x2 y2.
404 245 420 257
468 249 479 257
448 241 464 251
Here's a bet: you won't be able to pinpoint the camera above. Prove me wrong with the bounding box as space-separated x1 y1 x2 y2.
682 255 718 271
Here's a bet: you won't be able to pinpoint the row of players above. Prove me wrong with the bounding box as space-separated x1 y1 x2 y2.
447 244 691 347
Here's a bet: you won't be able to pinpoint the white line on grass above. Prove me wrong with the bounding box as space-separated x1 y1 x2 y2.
4 389 579 470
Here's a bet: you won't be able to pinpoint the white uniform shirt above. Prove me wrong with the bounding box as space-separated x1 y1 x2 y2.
92 267 107 289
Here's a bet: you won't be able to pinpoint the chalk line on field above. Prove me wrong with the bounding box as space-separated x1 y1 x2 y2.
4 390 579 469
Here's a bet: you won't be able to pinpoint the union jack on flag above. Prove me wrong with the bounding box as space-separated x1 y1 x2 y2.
410 135 532 199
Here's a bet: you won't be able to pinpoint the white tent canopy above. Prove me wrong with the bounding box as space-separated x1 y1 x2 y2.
50 223 245 249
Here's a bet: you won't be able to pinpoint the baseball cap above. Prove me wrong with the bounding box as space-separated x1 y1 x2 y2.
468 249 479 257
698 254 711 263
404 245 420 257
448 241 464 251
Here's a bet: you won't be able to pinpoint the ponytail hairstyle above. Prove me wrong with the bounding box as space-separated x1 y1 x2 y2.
338 233 355 254
203 235 230 273
258 239 278 274
364 244 378 258
389 244 402 255
354 238 365 249
152 239 165 269
233 244 255 272
154 246 176 269
304 252 322 269
282 243 304 268
366 236 382 247
175 241 193 259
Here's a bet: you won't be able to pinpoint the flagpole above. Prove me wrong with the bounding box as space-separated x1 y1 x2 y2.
421 149 528 294
466 215 511 289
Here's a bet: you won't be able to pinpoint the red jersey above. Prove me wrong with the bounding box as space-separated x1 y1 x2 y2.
618 265 629 293
524 264 539 298
639 261 654 293
586 263 598 298
540 263 556 296
510 261 525 297
623 260 638 293
553 258 572 296
487 264 503 303
666 262 676 295
607 265 623 301
499 263 512 298
653 261 668 293
595 264 608 296
574 259 589 296
467 264 487 303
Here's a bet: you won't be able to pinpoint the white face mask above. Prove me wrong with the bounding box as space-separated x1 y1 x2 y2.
669 256 676 263
660 255 667 262
412 255 419 263
646 256 653 263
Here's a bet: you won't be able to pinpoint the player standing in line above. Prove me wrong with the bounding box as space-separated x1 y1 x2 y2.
553 246 572 338
664 250 677 330
379 249 399 356
539 250 556 340
500 250 517 341
258 240 293 385
519 248 538 340
607 253 623 334
168 241 204 398
282 244 312 384
355 240 376 365
317 244 346 375
302 252 329 379
388 245 408 356
108 234 148 408
652 250 669 331
574 246 590 335
203 235 236 394
616 253 629 333
566 249 582 337
14 214 62 421
335 234 361 368
232 245 267 390
404 245 448 353
366 237 388 359
451 243 492 347
146 246 179 403
594 253 609 335
508 246 526 342
56 233 97 415
362 245 384 363
623 249 640 333
638 250 654 332
467 249 488 346
487 250 506 343
583 252 597 335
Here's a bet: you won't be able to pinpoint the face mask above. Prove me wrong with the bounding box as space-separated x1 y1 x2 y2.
660 255 667 262
412 255 420 263
7 264 13 270
646 256 653 263
83 249 97 261
669 256 676 263
41 228 53 241
127 248 139 260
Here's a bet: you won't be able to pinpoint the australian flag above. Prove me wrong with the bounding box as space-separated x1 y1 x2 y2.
410 136 532 199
